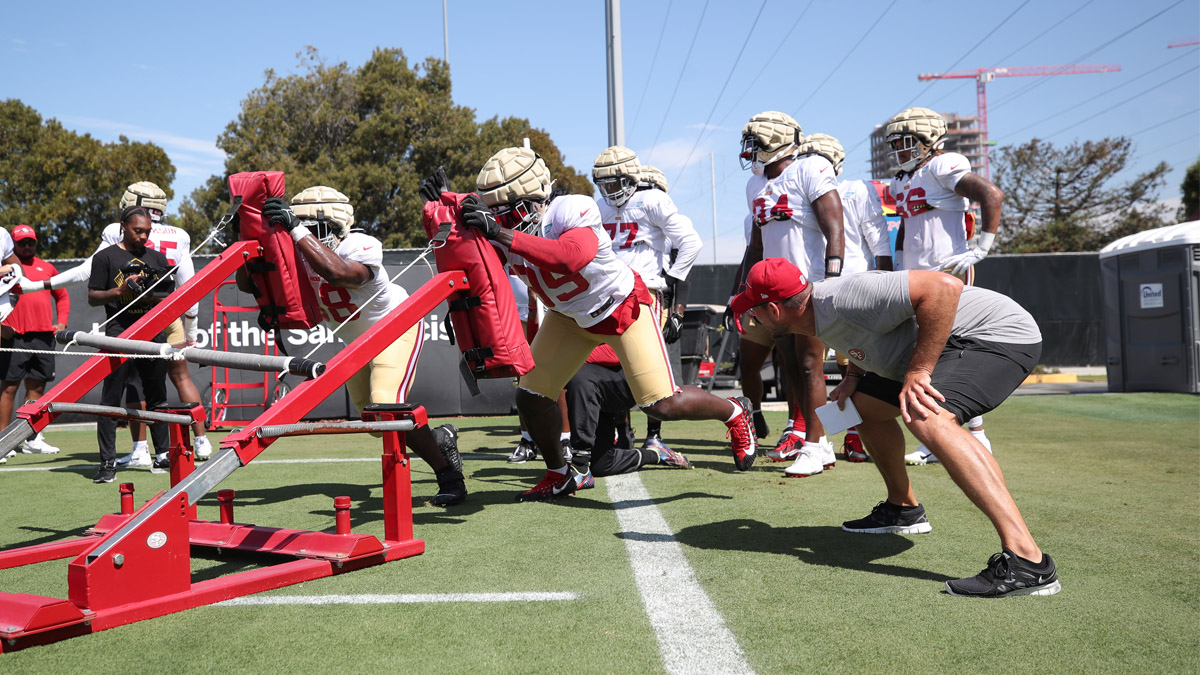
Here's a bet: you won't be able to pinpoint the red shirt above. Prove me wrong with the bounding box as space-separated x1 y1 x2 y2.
7 257 69 334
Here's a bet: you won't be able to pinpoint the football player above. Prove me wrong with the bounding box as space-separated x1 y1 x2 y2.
460 148 757 502
593 146 702 458
788 133 893 472
884 107 1003 465
731 111 845 474
255 186 466 507
19 181 214 466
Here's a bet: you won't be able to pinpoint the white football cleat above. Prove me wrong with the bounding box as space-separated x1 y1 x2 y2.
819 435 836 469
194 435 213 460
784 444 826 478
21 433 59 454
116 448 152 468
904 444 939 465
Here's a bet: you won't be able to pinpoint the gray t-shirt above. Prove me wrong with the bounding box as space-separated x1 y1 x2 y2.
812 271 1041 381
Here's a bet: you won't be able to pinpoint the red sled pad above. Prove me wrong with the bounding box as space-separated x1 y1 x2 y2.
423 193 534 378
229 171 320 330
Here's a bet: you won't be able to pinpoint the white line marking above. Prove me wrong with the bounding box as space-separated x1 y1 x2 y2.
216 591 578 606
606 473 754 675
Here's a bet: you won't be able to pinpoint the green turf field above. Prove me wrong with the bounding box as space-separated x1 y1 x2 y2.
1 393 1196 673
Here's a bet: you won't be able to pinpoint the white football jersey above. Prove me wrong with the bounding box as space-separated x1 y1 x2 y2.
838 179 892 275
298 232 409 341
745 154 840 279
598 189 702 292
0 228 13 262
101 221 198 317
887 152 971 271
505 194 633 328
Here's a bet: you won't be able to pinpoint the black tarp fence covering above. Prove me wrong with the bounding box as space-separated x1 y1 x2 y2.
683 253 1104 367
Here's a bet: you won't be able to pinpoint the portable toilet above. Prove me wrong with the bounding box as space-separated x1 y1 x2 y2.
1099 221 1200 393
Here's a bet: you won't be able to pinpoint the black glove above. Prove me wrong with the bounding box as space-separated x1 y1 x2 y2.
263 197 299 231
460 194 501 240
722 306 735 333
663 312 684 344
419 167 451 202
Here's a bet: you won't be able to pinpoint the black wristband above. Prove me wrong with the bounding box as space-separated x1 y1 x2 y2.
825 256 843 277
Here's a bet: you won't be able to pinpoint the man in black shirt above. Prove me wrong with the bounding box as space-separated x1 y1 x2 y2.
87 206 172 483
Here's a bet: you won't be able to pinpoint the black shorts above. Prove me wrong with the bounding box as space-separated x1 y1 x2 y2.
855 336 1041 424
5 332 55 383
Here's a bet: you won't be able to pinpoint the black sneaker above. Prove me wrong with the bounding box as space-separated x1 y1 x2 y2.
93 461 116 484
151 455 170 474
945 549 1062 598
842 501 932 534
752 410 769 439
436 424 462 473
432 466 467 507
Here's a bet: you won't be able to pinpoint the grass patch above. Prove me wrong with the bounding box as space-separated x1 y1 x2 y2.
0 393 1197 672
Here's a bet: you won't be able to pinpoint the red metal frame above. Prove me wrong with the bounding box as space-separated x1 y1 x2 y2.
0 264 470 652
13 239 263 433
208 280 285 429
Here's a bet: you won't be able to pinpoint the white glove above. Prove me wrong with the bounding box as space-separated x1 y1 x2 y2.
3 265 23 282
18 278 45 293
183 315 199 345
941 232 995 277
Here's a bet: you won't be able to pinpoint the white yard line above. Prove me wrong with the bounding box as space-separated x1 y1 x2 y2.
216 591 577 606
606 473 754 675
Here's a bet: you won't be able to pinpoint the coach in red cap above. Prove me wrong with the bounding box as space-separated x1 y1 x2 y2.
733 257 1060 599
0 225 69 455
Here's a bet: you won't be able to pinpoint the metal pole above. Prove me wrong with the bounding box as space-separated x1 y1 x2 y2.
605 0 625 147
442 0 450 66
710 152 718 264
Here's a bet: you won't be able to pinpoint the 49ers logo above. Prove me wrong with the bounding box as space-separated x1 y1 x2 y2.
848 348 866 361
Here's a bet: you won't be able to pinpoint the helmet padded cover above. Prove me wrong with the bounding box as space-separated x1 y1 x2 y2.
120 181 168 214
640 164 669 192
884 107 947 149
798 133 845 172
592 146 640 181
291 185 355 239
477 147 552 207
743 111 803 165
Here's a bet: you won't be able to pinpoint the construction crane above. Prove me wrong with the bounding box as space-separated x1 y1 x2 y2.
917 64 1120 179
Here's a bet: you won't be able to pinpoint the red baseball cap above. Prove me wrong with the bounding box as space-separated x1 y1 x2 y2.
12 224 36 242
730 257 809 333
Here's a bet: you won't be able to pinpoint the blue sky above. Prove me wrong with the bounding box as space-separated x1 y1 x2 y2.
3 0 1197 262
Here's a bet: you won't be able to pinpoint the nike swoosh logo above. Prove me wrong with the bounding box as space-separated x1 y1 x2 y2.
949 165 959 170
820 167 828 173
363 246 372 250
552 475 574 495
580 210 589 218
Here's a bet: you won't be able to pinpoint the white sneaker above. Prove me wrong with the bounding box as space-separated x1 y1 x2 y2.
784 444 826 477
904 444 939 465
21 433 60 454
0 448 12 464
194 435 213 460
116 448 152 468
819 435 836 469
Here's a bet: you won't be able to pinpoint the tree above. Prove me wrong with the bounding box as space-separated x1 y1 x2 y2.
0 99 175 257
178 48 592 249
1179 157 1199 222
991 137 1169 252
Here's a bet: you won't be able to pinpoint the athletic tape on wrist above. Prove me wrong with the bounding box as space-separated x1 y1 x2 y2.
978 231 995 253
290 224 312 243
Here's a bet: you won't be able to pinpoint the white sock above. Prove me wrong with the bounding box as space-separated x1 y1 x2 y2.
724 399 744 423
846 428 859 436
521 431 533 442
785 418 794 430
789 429 804 439
155 452 168 461
968 415 984 430
549 465 568 475
559 432 571 443
133 441 149 453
